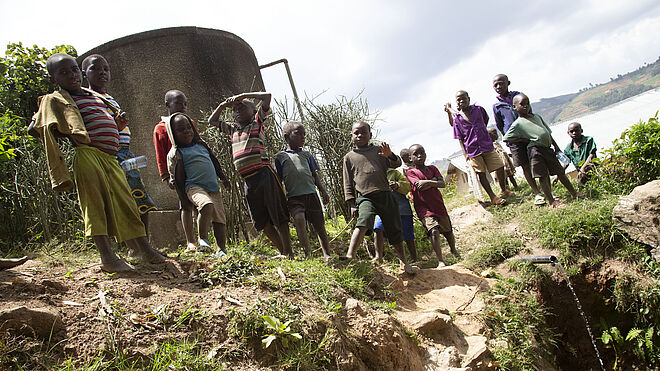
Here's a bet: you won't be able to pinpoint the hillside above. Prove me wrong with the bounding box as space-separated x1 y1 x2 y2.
533 56 660 122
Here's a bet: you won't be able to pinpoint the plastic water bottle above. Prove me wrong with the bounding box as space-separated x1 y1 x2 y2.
121 155 147 172
555 151 570 168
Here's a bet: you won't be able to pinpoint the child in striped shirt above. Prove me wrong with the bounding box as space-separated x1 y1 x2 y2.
31 53 167 272
209 92 293 257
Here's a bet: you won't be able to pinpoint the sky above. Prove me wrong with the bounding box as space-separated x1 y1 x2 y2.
2 0 660 161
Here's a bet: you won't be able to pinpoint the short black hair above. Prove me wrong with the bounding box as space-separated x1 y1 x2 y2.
352 120 370 130
282 121 303 138
81 54 106 71
46 53 76 75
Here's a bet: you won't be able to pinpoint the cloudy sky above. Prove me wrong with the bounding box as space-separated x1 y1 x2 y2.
2 0 659 160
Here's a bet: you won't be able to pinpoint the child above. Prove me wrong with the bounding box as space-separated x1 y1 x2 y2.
488 127 518 189
372 167 417 263
406 144 458 267
31 53 167 272
342 121 414 274
564 122 597 184
274 121 331 260
492 74 543 204
166 113 230 254
503 94 581 208
400 148 413 171
445 90 513 206
208 92 293 257
153 90 197 251
81 54 157 234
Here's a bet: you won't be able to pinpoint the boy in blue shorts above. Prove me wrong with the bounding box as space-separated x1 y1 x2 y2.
31 53 167 272
372 167 417 263
208 92 292 257
275 121 331 260
166 113 230 254
503 94 582 208
342 121 414 274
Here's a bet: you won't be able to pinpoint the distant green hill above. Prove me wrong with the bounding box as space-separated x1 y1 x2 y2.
532 56 660 123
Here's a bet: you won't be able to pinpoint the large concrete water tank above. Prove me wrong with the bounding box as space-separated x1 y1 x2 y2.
80 26 265 211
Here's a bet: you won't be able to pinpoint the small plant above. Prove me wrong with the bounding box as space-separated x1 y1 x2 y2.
261 315 302 349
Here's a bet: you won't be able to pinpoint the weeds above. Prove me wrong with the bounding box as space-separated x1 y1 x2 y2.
463 230 524 271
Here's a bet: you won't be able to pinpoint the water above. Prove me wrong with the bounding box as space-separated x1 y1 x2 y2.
120 155 147 172
555 263 606 371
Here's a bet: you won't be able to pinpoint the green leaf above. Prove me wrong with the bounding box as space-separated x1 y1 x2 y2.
625 328 642 341
262 335 276 348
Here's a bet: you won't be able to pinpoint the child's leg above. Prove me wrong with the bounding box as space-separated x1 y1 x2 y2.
197 203 214 244
277 222 293 257
211 222 226 253
429 229 445 267
405 240 417 262
94 235 134 272
126 236 168 263
263 223 285 255
538 176 558 206
557 173 580 198
521 164 541 194
181 207 196 246
476 172 497 201
508 176 518 189
309 216 331 260
442 231 459 257
392 241 411 270
292 212 311 257
346 226 368 259
494 167 508 192
373 229 385 263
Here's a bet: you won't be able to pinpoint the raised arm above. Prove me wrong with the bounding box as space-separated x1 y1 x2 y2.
444 103 457 127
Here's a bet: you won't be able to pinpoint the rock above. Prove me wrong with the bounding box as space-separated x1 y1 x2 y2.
462 336 493 370
41 279 68 292
437 346 461 368
0 256 28 270
612 180 660 248
652 248 660 263
0 306 65 338
409 311 453 337
345 298 366 316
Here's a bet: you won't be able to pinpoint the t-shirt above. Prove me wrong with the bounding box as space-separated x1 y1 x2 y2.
178 143 219 192
564 135 597 168
387 168 412 216
405 165 448 219
343 145 402 201
274 149 320 197
502 114 552 149
72 93 119 155
153 120 171 178
98 92 130 147
493 90 526 136
218 110 270 177
452 105 494 158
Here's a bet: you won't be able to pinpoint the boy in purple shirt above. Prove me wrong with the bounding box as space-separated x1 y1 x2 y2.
445 90 513 206
492 74 543 204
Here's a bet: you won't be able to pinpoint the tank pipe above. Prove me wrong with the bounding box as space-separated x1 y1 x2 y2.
259 59 305 123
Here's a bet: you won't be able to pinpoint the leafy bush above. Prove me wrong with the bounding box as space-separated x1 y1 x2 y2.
591 111 660 194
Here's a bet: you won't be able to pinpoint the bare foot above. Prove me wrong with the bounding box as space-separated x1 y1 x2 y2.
436 262 446 269
134 246 169 264
400 263 418 275
550 200 564 209
100 258 135 273
451 249 461 259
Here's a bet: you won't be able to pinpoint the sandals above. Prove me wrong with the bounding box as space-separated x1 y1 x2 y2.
499 190 515 198
490 196 507 206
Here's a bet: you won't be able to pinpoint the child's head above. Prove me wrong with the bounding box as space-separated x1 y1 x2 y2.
47 53 82 93
567 122 583 141
512 93 531 116
233 99 257 124
409 144 426 167
487 127 499 142
165 90 187 114
400 148 412 166
351 121 371 147
455 90 470 111
492 74 510 97
81 54 110 92
282 121 305 150
171 114 194 147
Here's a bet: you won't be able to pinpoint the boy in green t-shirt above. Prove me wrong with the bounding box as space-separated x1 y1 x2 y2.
564 122 597 184
503 94 582 208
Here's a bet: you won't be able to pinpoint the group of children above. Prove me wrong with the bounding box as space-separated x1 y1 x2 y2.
31 52 596 273
445 74 596 209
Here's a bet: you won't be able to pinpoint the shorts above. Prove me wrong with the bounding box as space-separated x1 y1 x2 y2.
375 214 415 241
244 166 290 231
509 142 530 167
528 146 565 178
287 193 324 226
355 191 403 245
421 215 453 235
468 150 505 173
186 187 226 224
73 146 145 242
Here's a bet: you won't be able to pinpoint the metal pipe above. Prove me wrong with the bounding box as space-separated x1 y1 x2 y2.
259 58 305 123
514 255 558 265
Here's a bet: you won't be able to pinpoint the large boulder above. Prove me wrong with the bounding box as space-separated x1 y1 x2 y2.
0 306 65 339
612 180 660 249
